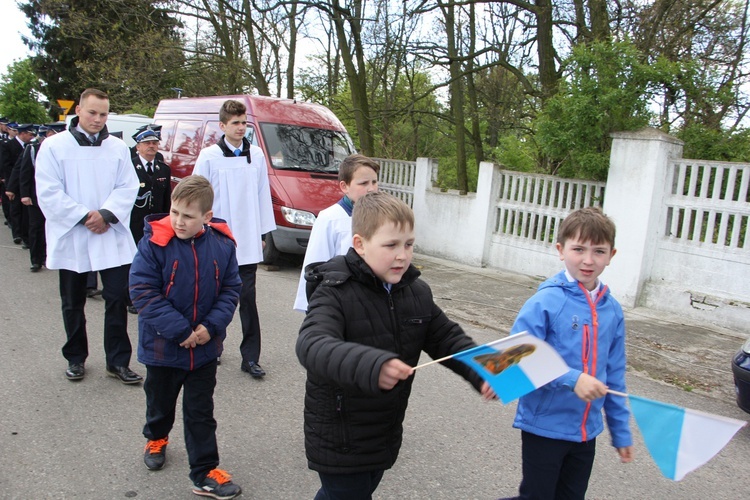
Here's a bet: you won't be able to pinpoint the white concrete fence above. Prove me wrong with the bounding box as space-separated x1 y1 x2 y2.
376 128 750 332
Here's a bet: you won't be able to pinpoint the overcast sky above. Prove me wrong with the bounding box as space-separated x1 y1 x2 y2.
0 0 32 79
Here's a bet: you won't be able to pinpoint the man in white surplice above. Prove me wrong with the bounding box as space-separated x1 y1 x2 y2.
193 99 275 379
36 88 143 385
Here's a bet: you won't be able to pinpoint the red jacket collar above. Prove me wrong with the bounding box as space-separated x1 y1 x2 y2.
149 215 236 247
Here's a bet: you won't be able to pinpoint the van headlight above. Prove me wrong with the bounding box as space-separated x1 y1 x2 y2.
281 207 316 227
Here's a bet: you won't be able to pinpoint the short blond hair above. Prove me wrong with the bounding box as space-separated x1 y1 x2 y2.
79 88 109 105
172 176 214 214
352 192 414 240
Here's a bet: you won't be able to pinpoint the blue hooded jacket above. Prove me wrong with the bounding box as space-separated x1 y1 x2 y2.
511 270 632 448
129 214 241 370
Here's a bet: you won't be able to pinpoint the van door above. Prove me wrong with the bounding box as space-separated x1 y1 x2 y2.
170 120 203 180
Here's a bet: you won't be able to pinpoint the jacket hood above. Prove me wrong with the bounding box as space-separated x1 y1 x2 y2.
143 213 236 247
303 247 421 301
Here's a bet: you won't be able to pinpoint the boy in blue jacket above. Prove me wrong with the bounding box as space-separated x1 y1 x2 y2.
129 176 243 499
508 206 633 500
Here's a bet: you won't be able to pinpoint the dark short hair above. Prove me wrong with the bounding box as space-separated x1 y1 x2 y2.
219 100 247 124
557 206 616 247
79 88 109 105
172 176 214 214
352 191 414 240
338 154 380 183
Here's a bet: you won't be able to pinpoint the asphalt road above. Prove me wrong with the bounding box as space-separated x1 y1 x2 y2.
0 228 748 500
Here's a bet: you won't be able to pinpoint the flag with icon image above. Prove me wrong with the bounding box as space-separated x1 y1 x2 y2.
415 331 569 404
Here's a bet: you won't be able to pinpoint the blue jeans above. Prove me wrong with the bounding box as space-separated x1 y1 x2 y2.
314 470 385 500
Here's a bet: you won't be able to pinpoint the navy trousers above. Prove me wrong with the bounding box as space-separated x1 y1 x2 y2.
238 264 262 363
143 361 219 483
59 265 132 367
314 470 385 500
517 431 596 500
26 202 45 266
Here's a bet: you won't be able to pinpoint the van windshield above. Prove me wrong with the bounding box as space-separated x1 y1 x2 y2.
260 123 355 174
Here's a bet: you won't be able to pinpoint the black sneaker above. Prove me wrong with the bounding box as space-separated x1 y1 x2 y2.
143 437 168 470
192 468 242 499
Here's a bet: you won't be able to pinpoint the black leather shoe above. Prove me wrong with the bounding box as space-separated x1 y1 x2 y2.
65 363 85 381
127 305 138 314
241 361 266 378
30 264 42 272
106 365 143 384
13 237 21 244
86 288 102 298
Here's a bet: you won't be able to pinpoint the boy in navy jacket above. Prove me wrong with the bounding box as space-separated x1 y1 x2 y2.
508 206 633 500
129 176 242 499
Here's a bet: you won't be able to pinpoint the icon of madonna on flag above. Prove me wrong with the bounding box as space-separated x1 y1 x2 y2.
452 332 569 404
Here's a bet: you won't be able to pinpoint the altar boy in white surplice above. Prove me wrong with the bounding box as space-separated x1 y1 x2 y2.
193 99 275 379
36 88 142 385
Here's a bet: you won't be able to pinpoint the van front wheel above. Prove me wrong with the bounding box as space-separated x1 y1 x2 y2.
262 232 280 264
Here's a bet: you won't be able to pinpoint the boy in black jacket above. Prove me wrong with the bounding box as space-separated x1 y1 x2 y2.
296 191 494 500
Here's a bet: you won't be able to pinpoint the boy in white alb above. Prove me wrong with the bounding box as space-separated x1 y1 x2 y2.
193 99 276 379
293 154 379 312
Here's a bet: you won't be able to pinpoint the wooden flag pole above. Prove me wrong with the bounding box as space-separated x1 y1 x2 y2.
412 353 457 370
607 389 628 397
413 337 511 371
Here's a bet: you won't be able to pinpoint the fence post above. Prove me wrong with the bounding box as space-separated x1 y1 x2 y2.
476 161 502 265
412 158 433 229
603 128 683 307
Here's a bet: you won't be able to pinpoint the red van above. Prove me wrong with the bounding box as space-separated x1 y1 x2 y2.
153 95 356 263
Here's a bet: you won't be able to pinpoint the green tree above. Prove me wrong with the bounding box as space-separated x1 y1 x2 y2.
535 41 656 180
678 123 750 162
20 0 184 111
0 59 49 123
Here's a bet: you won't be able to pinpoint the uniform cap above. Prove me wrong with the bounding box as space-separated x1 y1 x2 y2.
15 123 35 133
132 123 162 141
45 122 67 133
135 129 160 143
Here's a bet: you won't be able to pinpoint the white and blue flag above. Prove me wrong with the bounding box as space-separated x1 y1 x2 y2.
629 395 746 480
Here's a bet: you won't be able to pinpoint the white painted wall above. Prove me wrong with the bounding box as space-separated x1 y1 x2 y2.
413 158 486 266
